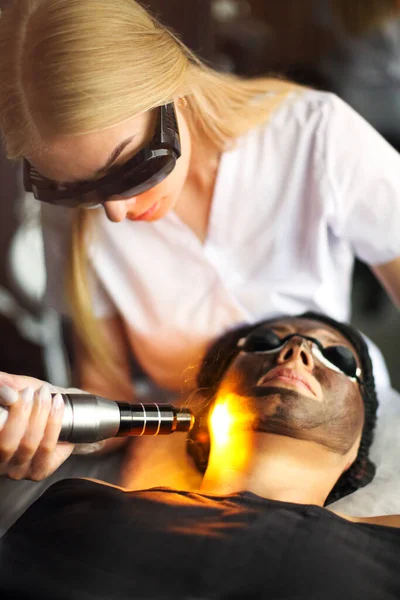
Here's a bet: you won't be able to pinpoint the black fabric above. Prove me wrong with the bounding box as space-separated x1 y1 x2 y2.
0 478 399 600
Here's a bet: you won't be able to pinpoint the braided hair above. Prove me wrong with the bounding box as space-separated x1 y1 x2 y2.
188 312 378 505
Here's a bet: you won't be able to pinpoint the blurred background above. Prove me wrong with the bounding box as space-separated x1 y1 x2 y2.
0 0 398 388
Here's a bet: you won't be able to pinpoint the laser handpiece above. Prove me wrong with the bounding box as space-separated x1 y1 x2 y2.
56 393 194 444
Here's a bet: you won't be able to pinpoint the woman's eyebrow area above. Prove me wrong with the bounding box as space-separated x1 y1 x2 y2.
63 135 138 185
95 135 137 176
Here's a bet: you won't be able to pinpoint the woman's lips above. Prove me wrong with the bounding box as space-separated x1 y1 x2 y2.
266 376 313 394
132 202 159 221
257 368 316 397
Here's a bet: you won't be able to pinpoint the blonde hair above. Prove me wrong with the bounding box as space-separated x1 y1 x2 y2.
330 0 400 36
0 0 300 379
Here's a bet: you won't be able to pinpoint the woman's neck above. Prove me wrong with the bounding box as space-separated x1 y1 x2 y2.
174 133 221 243
201 433 342 506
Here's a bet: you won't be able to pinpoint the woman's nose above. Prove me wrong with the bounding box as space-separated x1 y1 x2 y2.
276 337 314 371
103 197 136 223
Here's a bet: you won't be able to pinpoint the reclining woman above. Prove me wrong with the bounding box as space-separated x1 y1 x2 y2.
0 313 399 599
1 0 400 531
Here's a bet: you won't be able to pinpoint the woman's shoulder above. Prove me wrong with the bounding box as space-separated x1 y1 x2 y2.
242 88 352 150
231 89 355 181
332 511 400 530
249 85 399 174
270 88 351 131
281 87 342 113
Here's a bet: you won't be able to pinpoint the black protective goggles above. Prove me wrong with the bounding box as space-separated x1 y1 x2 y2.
238 330 363 383
23 102 181 208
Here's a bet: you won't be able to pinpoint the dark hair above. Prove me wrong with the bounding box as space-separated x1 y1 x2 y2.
188 312 378 505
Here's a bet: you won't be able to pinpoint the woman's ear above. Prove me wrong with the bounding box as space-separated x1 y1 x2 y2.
186 436 210 473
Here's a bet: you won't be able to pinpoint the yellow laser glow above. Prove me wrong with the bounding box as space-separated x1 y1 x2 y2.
210 401 233 447
204 392 253 490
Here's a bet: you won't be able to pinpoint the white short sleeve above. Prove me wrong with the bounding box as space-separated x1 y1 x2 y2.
41 205 116 318
323 95 400 266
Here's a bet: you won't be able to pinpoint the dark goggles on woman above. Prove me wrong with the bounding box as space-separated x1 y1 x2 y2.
238 329 363 383
23 103 181 208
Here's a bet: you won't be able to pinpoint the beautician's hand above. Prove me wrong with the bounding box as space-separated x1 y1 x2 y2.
0 372 74 481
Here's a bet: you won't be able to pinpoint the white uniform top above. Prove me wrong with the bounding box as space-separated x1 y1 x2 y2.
42 90 400 391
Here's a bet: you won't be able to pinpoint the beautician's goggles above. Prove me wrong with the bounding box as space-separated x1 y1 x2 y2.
23 103 181 208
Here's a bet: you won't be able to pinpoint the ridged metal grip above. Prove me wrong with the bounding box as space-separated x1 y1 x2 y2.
57 394 194 443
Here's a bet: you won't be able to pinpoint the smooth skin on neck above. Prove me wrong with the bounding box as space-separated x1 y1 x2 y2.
201 427 359 506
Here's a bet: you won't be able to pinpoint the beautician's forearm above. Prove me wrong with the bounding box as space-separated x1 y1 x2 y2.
334 512 400 528
71 318 135 454
72 363 134 455
359 515 400 528
354 515 400 528
74 353 134 453
77 371 134 402
75 362 134 402
72 315 135 402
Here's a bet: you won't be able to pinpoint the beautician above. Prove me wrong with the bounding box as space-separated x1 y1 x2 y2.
0 0 399 483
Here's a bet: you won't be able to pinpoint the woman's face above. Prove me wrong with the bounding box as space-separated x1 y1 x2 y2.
27 104 192 223
219 318 365 455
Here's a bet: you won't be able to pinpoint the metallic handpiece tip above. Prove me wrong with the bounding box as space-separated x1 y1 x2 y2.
176 409 195 432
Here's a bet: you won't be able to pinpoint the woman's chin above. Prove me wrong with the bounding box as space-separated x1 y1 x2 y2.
127 197 173 222
148 199 174 221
